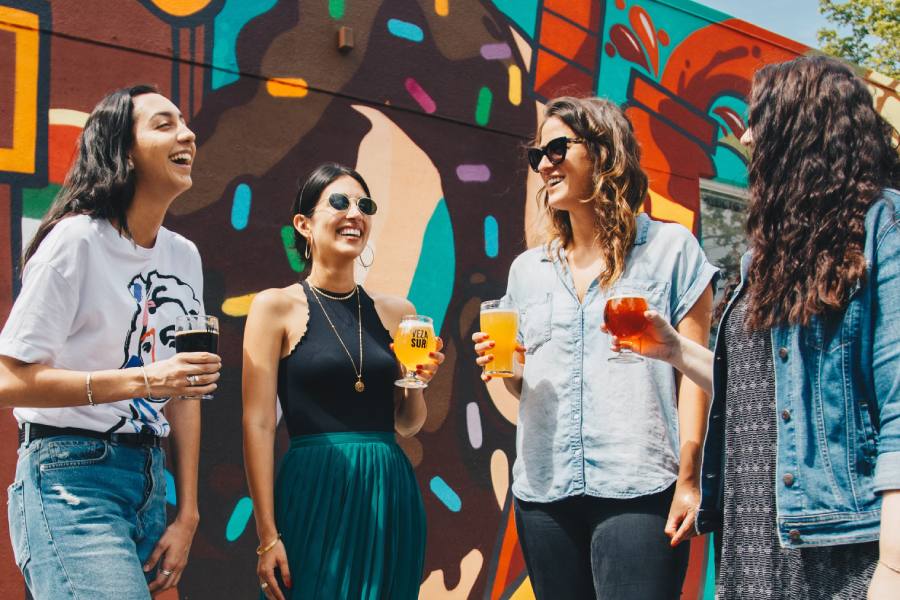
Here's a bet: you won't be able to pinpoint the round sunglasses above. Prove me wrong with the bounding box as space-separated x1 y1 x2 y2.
526 136 585 172
326 192 377 215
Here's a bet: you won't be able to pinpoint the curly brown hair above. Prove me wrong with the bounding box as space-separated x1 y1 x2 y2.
536 97 648 288
744 55 899 330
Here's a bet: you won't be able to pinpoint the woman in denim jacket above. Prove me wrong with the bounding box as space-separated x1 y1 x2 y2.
472 97 718 598
608 56 900 598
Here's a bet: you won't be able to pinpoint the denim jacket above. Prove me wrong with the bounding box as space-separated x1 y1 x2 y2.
697 189 900 547
506 213 719 502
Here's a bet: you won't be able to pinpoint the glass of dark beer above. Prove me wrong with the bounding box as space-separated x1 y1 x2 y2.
603 295 648 363
174 314 219 399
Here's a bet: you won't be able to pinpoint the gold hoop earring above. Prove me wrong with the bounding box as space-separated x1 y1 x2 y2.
357 244 374 268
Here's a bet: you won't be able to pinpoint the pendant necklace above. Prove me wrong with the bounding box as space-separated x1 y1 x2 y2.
309 283 365 393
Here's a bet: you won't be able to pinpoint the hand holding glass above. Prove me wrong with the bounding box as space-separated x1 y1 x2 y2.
174 314 219 399
480 300 519 378
604 295 648 363
393 315 436 388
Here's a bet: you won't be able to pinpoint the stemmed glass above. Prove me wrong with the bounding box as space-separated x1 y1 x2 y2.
393 315 435 388
603 295 648 363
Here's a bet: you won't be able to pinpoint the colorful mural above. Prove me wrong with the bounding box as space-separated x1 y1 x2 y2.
0 1 897 598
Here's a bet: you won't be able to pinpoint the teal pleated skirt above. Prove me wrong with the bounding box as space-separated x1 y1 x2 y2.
270 431 426 600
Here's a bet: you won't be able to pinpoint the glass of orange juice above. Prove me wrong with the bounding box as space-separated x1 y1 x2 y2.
480 299 518 378
393 315 436 388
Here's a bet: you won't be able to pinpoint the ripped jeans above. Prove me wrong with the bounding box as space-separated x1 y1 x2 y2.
7 436 166 599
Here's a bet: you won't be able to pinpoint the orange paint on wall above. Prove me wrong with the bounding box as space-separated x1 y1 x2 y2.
146 0 212 18
543 0 596 30
0 7 39 175
48 125 82 185
538 12 594 70
266 77 309 98
490 505 528 599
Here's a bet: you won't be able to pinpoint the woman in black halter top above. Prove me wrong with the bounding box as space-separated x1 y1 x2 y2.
242 163 444 600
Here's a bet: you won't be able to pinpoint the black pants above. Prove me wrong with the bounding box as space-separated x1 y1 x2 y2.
514 486 690 599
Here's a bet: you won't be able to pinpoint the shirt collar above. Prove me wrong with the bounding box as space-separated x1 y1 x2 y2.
539 213 650 261
540 239 561 262
634 212 651 246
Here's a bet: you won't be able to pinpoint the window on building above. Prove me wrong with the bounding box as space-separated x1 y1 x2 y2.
699 179 748 336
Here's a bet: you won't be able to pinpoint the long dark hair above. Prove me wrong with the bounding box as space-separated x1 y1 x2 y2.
537 97 648 288
744 55 899 329
292 162 371 276
21 84 159 268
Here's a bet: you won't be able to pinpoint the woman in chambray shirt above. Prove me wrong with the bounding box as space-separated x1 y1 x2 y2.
608 56 900 598
473 97 718 598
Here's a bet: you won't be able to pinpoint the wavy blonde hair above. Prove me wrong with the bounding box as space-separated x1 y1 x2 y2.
536 97 648 288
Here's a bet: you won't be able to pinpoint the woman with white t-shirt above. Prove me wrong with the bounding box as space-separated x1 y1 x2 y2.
0 85 220 599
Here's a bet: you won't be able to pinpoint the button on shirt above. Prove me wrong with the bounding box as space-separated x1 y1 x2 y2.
505 213 718 502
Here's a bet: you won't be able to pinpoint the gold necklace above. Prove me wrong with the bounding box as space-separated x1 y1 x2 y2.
309 284 356 301
308 283 365 393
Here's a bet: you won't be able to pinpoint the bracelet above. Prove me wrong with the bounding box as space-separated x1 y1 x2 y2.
85 372 95 407
256 533 282 556
139 364 153 399
880 559 900 575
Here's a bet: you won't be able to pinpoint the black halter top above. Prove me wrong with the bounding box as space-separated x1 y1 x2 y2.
276 281 399 437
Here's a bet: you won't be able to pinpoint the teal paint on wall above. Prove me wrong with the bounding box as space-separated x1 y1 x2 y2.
711 146 749 188
406 198 454 335
490 0 538 39
231 183 252 230
212 0 278 90
165 469 176 505
225 496 254 542
484 215 498 258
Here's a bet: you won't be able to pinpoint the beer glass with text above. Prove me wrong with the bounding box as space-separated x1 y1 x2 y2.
480 299 518 378
393 315 436 388
175 314 219 399
603 295 648 363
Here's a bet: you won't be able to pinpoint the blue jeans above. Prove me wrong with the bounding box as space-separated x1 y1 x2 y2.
7 436 167 599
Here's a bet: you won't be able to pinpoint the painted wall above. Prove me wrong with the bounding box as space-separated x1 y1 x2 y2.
0 1 897 598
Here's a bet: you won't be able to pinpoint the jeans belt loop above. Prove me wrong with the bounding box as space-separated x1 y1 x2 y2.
23 422 32 447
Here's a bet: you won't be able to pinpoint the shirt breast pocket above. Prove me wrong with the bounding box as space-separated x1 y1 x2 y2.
521 294 552 354
609 279 670 318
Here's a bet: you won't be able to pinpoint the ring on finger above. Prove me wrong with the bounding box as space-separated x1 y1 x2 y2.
260 581 269 590
160 569 174 577
186 374 198 386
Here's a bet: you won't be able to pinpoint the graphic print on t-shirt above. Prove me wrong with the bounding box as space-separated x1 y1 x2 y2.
113 270 202 435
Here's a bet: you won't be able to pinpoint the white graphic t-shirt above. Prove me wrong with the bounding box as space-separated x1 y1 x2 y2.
0 215 204 436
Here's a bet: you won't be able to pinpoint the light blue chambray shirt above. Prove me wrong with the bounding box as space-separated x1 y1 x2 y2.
505 212 719 502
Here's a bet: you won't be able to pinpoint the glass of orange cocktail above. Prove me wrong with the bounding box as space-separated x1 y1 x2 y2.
393 315 436 388
480 299 518 378
603 295 648 363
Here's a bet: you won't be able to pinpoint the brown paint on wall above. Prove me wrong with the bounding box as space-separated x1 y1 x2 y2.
0 184 22 597
178 25 191 116
49 7 172 111
0 185 12 324
192 25 205 117
0 29 15 149
50 0 175 57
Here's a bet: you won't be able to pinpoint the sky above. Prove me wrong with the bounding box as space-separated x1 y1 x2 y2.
694 0 830 48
